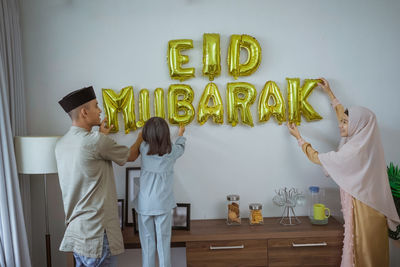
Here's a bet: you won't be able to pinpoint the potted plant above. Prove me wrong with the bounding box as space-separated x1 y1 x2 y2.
388 162 400 240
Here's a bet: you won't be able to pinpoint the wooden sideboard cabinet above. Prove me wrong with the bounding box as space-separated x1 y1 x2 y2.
187 239 269 266
122 216 344 267
268 236 343 266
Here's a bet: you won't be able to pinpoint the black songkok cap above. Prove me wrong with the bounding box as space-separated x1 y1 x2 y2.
58 86 96 113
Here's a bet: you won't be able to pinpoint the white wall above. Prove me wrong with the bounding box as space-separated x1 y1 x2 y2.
20 0 400 266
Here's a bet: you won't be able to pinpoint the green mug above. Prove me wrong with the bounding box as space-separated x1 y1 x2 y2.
313 203 330 220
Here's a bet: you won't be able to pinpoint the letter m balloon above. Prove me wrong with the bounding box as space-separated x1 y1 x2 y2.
102 86 137 134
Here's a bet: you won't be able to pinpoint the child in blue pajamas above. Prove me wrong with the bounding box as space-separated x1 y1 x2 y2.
135 117 186 267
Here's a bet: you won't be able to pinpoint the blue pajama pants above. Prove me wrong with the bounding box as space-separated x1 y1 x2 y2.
138 212 172 267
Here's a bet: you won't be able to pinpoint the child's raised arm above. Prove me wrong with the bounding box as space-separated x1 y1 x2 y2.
178 125 185 136
172 126 186 159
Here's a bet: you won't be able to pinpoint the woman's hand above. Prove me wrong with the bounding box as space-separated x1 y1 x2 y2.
100 117 113 135
287 123 301 140
178 125 185 136
318 77 337 101
317 78 332 94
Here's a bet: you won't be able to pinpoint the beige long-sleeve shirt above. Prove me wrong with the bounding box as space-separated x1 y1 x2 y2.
301 102 345 165
55 126 130 258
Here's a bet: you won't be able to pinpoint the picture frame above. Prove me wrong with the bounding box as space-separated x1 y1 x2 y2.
131 203 191 234
125 167 140 227
132 208 139 234
117 199 124 230
172 203 191 230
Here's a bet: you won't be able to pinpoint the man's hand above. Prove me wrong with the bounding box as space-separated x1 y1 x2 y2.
287 123 301 140
100 118 113 135
178 125 185 136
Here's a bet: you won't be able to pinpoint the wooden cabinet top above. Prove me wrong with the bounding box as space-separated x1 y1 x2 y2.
122 216 343 249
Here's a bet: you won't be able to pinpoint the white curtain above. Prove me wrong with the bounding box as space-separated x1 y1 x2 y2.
0 0 32 266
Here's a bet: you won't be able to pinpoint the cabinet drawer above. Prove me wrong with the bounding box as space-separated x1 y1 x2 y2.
268 237 342 267
187 239 268 267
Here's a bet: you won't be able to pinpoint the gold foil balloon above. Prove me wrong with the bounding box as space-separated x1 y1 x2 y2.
227 34 262 79
168 84 195 125
168 39 195 81
258 81 286 124
197 82 224 125
300 79 323 122
136 89 150 128
202 33 221 81
227 82 256 127
154 88 165 119
287 78 322 125
102 86 136 134
287 78 300 125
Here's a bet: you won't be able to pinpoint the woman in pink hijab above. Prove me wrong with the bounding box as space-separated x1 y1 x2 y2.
287 78 400 267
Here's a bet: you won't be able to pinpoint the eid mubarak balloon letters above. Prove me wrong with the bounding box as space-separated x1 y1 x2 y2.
102 78 322 133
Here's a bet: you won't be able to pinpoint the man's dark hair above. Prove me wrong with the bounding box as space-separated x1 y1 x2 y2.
344 109 349 116
142 117 172 156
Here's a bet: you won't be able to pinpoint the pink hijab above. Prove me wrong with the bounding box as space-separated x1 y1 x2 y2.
319 106 400 231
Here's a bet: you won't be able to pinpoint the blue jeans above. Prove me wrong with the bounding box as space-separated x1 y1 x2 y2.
73 233 117 267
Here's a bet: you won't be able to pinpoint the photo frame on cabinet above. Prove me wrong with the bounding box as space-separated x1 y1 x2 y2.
125 167 140 227
117 199 124 230
132 208 139 234
172 203 191 230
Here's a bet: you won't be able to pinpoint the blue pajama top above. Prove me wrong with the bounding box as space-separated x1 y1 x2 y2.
135 136 186 215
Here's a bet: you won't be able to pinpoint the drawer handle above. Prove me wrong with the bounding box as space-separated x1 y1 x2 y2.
210 245 245 250
292 242 327 247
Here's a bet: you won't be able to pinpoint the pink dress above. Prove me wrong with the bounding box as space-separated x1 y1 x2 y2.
340 189 354 267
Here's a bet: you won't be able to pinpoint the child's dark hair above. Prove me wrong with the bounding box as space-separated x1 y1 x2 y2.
142 117 172 156
344 109 349 116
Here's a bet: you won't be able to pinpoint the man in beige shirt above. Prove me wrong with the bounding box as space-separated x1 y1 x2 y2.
56 86 142 266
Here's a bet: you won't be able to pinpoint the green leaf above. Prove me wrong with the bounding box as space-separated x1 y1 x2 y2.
388 162 400 198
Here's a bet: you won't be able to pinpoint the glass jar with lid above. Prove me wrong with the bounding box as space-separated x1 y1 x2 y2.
227 194 241 225
249 203 263 225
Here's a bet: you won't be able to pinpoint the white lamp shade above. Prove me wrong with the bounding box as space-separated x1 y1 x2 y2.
14 136 60 174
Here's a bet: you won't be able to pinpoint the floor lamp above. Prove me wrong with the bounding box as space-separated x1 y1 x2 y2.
14 136 60 267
